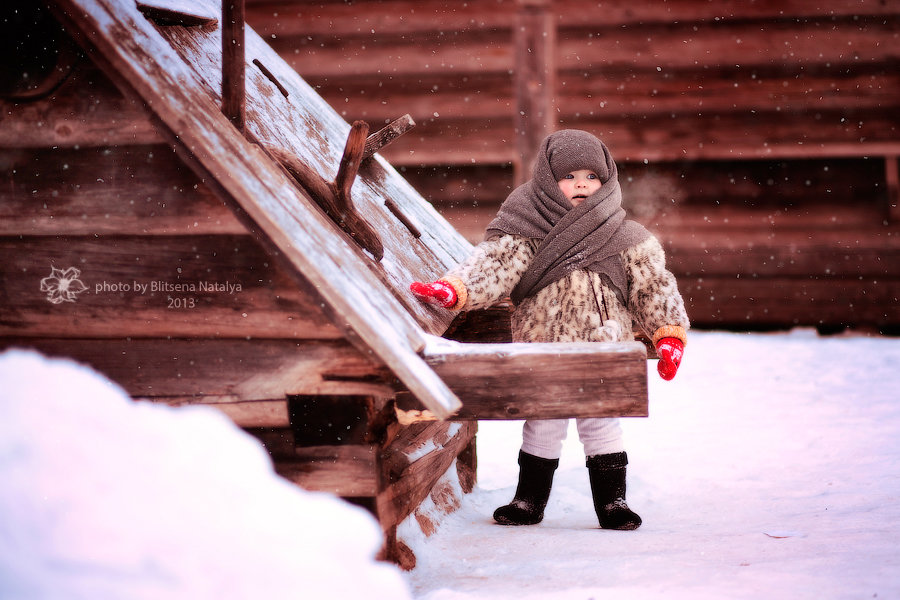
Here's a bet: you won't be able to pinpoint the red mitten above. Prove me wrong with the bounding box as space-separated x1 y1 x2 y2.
410 280 458 309
656 337 684 381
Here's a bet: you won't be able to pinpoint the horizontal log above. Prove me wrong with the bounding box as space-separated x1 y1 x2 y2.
0 235 340 339
275 444 379 497
679 275 900 330
0 63 163 149
247 0 899 38
381 420 469 481
404 158 888 213
141 396 290 428
415 340 648 420
661 234 900 279
376 421 476 530
270 17 899 78
0 145 245 236
0 338 392 400
370 111 900 166
307 69 900 125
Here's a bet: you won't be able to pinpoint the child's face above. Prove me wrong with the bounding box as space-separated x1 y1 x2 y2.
557 170 601 207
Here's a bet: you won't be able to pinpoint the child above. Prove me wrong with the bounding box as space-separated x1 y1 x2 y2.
410 129 688 530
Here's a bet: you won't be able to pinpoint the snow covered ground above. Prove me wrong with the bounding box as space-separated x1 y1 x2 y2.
402 330 900 600
0 350 410 600
2 330 899 599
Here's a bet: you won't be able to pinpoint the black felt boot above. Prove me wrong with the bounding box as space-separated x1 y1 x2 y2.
586 452 642 530
493 451 559 526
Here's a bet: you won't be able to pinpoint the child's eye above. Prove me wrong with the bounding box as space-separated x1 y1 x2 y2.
565 174 575 179
587 173 598 179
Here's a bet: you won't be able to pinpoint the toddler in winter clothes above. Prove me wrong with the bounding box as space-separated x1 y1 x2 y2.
410 130 688 530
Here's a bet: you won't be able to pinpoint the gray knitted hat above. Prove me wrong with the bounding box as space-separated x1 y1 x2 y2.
544 129 611 182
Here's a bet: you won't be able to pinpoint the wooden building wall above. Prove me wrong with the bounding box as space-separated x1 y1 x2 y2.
246 0 900 332
0 49 474 566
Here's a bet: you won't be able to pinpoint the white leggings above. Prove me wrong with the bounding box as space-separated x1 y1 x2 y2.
521 417 624 460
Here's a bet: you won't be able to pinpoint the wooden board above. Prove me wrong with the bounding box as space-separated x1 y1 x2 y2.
0 235 341 339
274 444 379 497
418 340 649 419
246 0 899 38
0 63 162 149
376 421 476 531
0 145 244 236
0 338 393 401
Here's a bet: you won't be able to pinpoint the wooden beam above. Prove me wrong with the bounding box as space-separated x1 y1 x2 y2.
136 0 218 26
363 114 416 160
0 235 342 339
274 444 379 497
0 338 393 401
416 340 649 420
0 64 162 149
222 0 246 131
267 16 900 79
0 145 245 236
886 156 900 223
365 113 900 166
376 421 476 532
246 0 900 39
141 396 290 428
513 0 554 185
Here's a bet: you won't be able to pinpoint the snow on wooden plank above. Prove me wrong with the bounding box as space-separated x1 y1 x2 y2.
48 0 462 417
136 0 218 26
418 338 649 420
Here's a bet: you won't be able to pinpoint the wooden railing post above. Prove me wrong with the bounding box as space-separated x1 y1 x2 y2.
222 0 246 131
886 156 899 223
514 0 556 186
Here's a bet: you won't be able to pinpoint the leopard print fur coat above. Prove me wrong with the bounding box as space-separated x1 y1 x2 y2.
442 234 689 346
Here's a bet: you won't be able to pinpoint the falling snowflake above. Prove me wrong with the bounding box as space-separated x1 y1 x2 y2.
40 266 88 304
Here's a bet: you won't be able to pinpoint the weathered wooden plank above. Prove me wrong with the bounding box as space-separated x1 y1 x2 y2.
376 421 476 531
275 444 379 497
662 234 900 278
0 63 163 149
153 10 472 330
49 0 464 417
513 0 555 185
143 396 290 428
557 20 900 74
0 338 393 401
0 235 341 339
0 145 246 236
247 0 900 38
304 69 900 130
369 112 900 165
164 22 470 333
679 276 900 330
137 0 219 26
404 158 887 216
221 0 246 131
418 340 649 420
887 156 900 223
268 16 899 78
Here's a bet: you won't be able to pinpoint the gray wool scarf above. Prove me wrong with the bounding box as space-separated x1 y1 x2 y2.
485 130 650 305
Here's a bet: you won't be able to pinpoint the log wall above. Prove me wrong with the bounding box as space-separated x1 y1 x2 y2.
246 0 900 332
0 49 475 561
